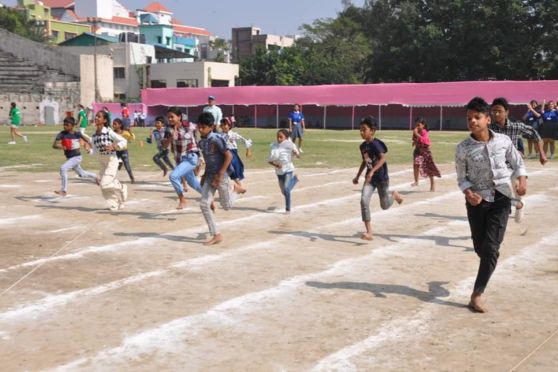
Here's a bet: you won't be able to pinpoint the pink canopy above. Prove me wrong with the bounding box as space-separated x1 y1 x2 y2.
141 80 558 107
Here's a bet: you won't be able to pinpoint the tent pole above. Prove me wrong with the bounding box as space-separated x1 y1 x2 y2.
276 104 279 129
439 106 443 131
409 106 413 130
379 105 382 130
351 105 355 130
323 105 327 129
254 105 257 128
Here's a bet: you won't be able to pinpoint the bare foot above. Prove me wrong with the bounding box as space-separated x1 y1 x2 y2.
176 196 187 210
410 182 418 187
210 201 216 211
54 190 67 197
392 191 404 204
233 184 246 194
468 292 487 313
361 233 373 241
163 168 168 177
430 186 436 192
204 234 223 245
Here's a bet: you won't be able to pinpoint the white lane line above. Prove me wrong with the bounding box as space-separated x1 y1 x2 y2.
49 189 554 369
0 186 466 323
311 231 558 371
0 215 41 226
0 185 20 188
50 220 470 371
48 226 84 233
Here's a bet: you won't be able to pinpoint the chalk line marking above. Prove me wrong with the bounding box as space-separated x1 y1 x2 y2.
312 231 558 371
0 215 41 226
0 229 88 297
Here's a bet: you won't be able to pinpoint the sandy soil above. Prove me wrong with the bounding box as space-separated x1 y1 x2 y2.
0 161 556 371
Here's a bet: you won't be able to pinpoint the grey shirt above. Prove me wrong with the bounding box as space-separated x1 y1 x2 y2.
455 130 526 202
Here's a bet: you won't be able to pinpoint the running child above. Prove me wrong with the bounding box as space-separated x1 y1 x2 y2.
112 118 135 183
52 116 97 196
456 97 527 313
90 110 128 211
353 116 403 241
7 102 28 144
268 129 300 214
76 104 89 134
220 116 253 193
411 116 441 191
165 107 202 209
197 112 234 245
148 116 174 176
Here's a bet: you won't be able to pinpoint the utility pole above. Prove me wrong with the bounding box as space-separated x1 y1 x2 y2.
88 17 100 103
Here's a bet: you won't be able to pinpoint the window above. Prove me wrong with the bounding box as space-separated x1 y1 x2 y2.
51 30 59 39
150 80 167 88
114 93 126 100
114 67 125 79
166 36 171 45
157 36 162 44
176 79 198 88
64 32 77 40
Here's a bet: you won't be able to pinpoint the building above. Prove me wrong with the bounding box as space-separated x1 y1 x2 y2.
232 26 294 62
145 61 239 89
18 0 91 44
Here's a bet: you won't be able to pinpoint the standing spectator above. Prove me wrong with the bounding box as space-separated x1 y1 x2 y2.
411 116 441 191
288 104 305 152
121 102 131 131
540 100 558 159
138 111 146 127
203 95 223 131
456 97 526 313
522 100 542 159
7 102 28 144
76 104 89 134
133 110 140 127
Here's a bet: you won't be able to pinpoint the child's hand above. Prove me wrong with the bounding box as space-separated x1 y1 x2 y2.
211 174 221 188
246 149 253 158
516 177 527 196
352 176 359 185
365 171 374 183
465 190 482 206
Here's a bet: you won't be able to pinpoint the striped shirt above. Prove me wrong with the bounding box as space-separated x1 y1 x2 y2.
91 127 127 156
489 118 541 148
169 124 198 163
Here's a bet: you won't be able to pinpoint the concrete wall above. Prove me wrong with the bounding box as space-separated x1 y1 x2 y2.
64 43 155 100
80 54 114 106
0 28 80 77
147 61 239 88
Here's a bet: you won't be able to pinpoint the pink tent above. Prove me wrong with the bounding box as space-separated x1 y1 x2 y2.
141 80 558 107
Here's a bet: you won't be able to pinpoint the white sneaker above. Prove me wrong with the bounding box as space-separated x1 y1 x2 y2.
299 148 304 153
514 201 525 223
121 184 128 202
8 141 16 145
23 135 28 143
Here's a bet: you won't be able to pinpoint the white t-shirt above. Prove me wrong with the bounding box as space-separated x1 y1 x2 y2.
268 139 299 175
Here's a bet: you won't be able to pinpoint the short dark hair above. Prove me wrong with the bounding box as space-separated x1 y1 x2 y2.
466 97 490 114
197 112 215 126
167 106 182 116
63 116 76 125
277 128 290 138
360 115 378 130
155 116 165 123
491 97 509 111
112 118 123 127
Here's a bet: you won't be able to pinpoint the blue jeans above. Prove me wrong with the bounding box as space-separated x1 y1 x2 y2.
277 171 298 211
169 152 202 195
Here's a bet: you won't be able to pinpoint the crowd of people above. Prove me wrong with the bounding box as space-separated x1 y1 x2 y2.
5 93 553 313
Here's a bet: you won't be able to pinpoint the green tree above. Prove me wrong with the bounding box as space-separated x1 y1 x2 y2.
0 7 47 42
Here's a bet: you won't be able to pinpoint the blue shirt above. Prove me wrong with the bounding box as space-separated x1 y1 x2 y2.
288 111 304 125
359 139 389 185
199 132 229 175
542 110 558 122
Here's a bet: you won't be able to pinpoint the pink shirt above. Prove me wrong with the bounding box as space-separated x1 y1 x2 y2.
416 129 431 147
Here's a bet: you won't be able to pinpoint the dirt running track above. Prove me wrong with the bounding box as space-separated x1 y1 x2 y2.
0 162 556 371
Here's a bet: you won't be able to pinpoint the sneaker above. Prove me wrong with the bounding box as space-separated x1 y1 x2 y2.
8 141 16 145
299 148 304 153
514 201 525 223
121 184 128 202
23 135 28 143
550 154 555 160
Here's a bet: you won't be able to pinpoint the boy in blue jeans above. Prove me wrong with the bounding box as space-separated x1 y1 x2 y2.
197 112 233 245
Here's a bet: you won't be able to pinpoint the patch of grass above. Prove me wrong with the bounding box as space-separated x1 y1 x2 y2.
0 126 468 172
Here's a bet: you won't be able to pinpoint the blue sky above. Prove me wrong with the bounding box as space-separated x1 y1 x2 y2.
2 0 366 39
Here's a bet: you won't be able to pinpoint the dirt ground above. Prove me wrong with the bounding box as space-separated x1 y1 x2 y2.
0 161 556 371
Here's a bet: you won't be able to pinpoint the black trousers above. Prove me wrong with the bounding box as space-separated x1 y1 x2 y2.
466 191 511 294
